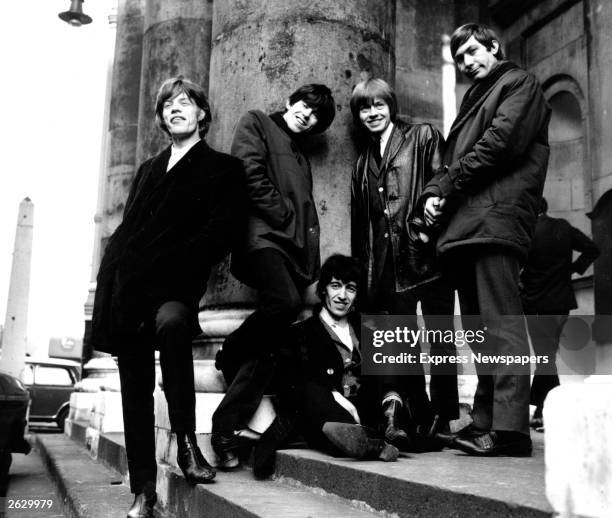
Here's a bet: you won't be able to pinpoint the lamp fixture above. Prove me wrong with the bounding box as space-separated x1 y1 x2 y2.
58 0 92 27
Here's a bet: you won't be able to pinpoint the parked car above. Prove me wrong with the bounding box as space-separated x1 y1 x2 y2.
0 369 31 496
22 358 81 430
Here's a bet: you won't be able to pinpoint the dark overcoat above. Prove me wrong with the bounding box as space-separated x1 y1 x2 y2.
421 62 551 259
91 140 246 355
229 110 320 286
351 120 444 292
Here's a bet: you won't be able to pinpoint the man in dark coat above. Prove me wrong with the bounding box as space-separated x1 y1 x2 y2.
521 197 599 428
91 77 245 517
211 84 336 467
253 255 399 478
282 255 398 459
350 78 458 450
420 23 551 456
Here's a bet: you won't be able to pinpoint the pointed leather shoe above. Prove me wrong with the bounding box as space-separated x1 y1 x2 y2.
454 431 532 457
126 491 156 518
322 422 399 461
436 423 488 448
176 432 216 484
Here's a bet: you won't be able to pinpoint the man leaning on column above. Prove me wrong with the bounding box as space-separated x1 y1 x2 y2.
91 77 246 518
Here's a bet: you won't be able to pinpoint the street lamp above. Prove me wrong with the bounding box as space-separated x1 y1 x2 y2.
58 0 92 27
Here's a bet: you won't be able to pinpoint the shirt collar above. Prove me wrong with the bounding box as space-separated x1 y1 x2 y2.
319 306 350 331
379 121 394 155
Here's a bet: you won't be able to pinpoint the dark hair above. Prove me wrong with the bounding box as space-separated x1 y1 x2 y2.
155 77 212 138
350 79 398 125
539 197 548 214
317 254 363 300
450 23 505 61
288 83 336 133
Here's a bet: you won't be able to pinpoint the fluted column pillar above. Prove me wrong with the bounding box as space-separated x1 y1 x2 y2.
135 0 213 163
206 0 396 311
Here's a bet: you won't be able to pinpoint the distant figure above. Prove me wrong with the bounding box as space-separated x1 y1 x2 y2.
521 197 599 429
91 77 246 518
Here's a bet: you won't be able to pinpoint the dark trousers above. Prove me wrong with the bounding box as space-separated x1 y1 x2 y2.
525 312 567 414
117 301 197 493
449 248 531 435
296 378 381 454
212 249 303 433
370 254 459 426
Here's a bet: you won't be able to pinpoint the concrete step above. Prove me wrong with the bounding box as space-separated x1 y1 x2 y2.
61 419 553 517
274 447 551 518
33 434 131 518
38 424 382 518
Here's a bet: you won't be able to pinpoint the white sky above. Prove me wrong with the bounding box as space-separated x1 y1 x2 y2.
0 0 116 355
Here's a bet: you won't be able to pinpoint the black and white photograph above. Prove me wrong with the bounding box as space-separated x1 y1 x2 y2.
1 1 611 517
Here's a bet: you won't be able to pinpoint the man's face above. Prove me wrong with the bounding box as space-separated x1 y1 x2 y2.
359 98 391 135
454 35 500 82
283 100 319 133
162 91 204 139
323 277 357 319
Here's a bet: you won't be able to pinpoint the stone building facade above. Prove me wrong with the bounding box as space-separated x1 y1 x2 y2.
87 0 612 356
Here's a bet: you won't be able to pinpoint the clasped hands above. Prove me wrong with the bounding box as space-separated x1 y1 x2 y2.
418 196 446 243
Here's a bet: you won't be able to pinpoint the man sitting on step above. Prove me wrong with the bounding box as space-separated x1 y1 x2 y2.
253 254 399 478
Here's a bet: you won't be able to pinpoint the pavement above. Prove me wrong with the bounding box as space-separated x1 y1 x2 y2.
25 421 553 518
2 434 65 518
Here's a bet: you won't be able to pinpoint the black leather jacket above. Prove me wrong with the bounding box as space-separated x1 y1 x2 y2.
351 120 444 293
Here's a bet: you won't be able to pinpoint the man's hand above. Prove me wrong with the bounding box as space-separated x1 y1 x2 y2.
424 196 446 226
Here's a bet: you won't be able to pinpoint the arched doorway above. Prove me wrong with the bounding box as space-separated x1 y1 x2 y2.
545 88 589 234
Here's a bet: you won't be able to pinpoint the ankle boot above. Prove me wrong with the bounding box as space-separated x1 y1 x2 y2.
382 399 411 449
322 422 399 462
126 484 156 518
176 432 216 484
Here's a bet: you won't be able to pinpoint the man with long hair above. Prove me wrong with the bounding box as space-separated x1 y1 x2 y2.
91 77 245 517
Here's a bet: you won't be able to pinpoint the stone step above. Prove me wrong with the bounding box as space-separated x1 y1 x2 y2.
63 419 553 517
38 424 381 518
34 433 131 518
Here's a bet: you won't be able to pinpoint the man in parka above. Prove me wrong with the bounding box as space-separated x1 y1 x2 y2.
420 23 551 456
91 77 246 517
211 84 336 467
350 78 458 451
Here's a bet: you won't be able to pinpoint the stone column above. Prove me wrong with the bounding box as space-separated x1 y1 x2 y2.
135 0 213 164
586 0 612 202
84 0 143 362
207 0 396 309
104 0 145 246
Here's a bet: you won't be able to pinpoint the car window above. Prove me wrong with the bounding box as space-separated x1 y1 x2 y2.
34 366 73 386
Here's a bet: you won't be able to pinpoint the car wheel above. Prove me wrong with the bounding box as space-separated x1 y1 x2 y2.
56 407 69 432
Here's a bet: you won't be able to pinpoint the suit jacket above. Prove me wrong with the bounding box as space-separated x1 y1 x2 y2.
277 312 361 401
421 62 551 259
521 214 600 313
230 110 320 286
351 120 444 293
91 140 246 354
